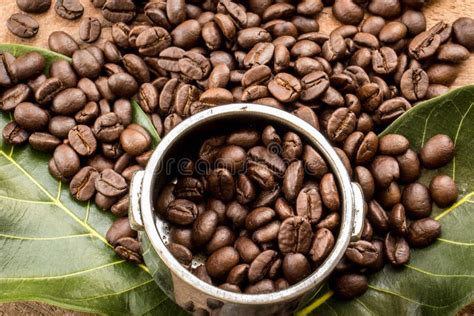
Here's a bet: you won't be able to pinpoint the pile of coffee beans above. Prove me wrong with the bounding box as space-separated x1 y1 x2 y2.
0 50 151 263
1 0 469 301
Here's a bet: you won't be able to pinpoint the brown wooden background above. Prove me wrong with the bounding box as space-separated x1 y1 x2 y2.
0 0 473 314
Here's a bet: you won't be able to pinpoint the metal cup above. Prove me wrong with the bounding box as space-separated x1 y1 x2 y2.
129 103 365 315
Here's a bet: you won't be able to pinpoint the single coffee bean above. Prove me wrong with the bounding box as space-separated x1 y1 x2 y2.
95 169 128 197
114 237 142 263
296 185 323 223
106 217 136 245
360 16 386 36
1 84 31 111
343 131 378 165
409 31 441 60
370 155 400 188
227 264 249 286
372 47 398 74
12 52 45 81
192 211 219 246
35 78 64 105
50 60 77 88
225 202 248 227
283 253 311 284
309 228 335 264
367 200 390 232
174 177 204 202
300 71 329 101
429 175 458 207
72 49 102 79
248 250 278 284
170 227 193 250
206 246 240 279
200 88 233 105
48 115 75 139
407 218 441 248
68 125 97 156
354 166 374 201
52 88 87 115
49 144 80 181
2 121 29 145
235 236 261 264
320 173 340 212
14 102 49 132
333 273 368 299
80 17 102 43
368 0 401 18
119 124 151 156
166 199 198 225
102 0 135 23
322 33 347 61
402 182 432 219
16 0 51 13
396 149 420 183
419 134 455 169
171 20 202 50
168 242 193 266
136 27 172 57
48 31 79 57
193 265 212 285
384 232 410 266
427 63 458 85
400 68 429 101
437 43 470 63
326 108 357 143
278 216 312 254
244 279 275 294
453 17 474 51
245 207 276 231
379 22 407 43
93 113 124 142
235 174 256 205
69 166 99 201
28 132 60 152
316 213 340 232
378 134 410 156
179 51 211 80
7 13 39 38
207 168 235 201
55 0 84 20
345 240 379 266
389 203 408 236
268 73 301 103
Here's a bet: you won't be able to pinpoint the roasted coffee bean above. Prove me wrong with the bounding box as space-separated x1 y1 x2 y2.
106 217 136 245
102 0 135 23
429 175 458 207
354 166 374 201
216 145 246 174
300 71 329 101
110 195 129 217
34 78 63 105
327 108 357 143
302 145 328 178
372 47 398 74
48 31 79 57
343 131 378 165
2 121 29 145
345 240 379 266
360 16 386 36
208 64 230 89
179 51 211 80
379 22 407 44
320 173 340 212
377 181 401 210
278 216 312 254
168 242 192 266
370 155 400 188
282 161 304 201
28 132 60 152
407 218 441 248
11 52 45 82
1 84 31 111
252 220 280 244
206 246 240 279
14 102 49 132
388 203 408 236
437 44 470 63
7 13 39 38
174 177 204 202
322 33 347 61
49 60 77 89
401 10 426 36
332 0 363 25
368 200 389 232
409 31 441 60
200 88 233 105
354 32 380 50
368 0 401 18
400 68 429 101
226 202 248 227
170 227 193 250
282 253 311 285
55 0 84 20
309 228 335 264
114 237 142 263
453 17 474 50
51 88 87 115
79 17 101 43
274 198 294 221
193 265 213 285
119 124 151 156
17 0 51 13
93 113 124 142
136 27 172 57
208 168 235 201
49 144 80 181
171 20 202 50
245 207 276 231
316 213 340 232
296 185 323 223
248 250 278 283
268 73 301 103
395 149 420 183
402 182 432 219
48 116 75 139
235 174 256 205
193 211 218 246
69 166 99 201
378 134 409 156
333 273 368 299
68 125 97 156
419 134 455 169
95 169 127 197
167 199 198 225
156 184 175 216
72 49 101 79
227 264 249 286
384 232 410 266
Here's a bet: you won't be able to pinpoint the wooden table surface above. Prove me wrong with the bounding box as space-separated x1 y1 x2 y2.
0 0 473 314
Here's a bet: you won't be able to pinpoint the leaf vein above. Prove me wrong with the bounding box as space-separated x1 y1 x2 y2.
435 192 474 220
0 233 93 241
0 195 55 205
405 264 474 278
77 279 155 301
367 285 450 309
437 238 474 246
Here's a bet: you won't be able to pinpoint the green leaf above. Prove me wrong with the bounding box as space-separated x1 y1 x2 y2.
0 45 179 315
299 86 474 316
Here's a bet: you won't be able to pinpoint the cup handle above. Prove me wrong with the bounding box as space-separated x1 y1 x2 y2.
129 170 145 231
350 182 366 241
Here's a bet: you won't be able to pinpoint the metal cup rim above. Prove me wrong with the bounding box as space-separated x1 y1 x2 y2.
139 103 356 304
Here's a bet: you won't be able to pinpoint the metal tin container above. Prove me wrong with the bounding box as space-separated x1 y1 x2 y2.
129 104 366 315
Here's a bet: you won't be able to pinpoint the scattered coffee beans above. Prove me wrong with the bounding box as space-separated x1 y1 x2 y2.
2 0 468 303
